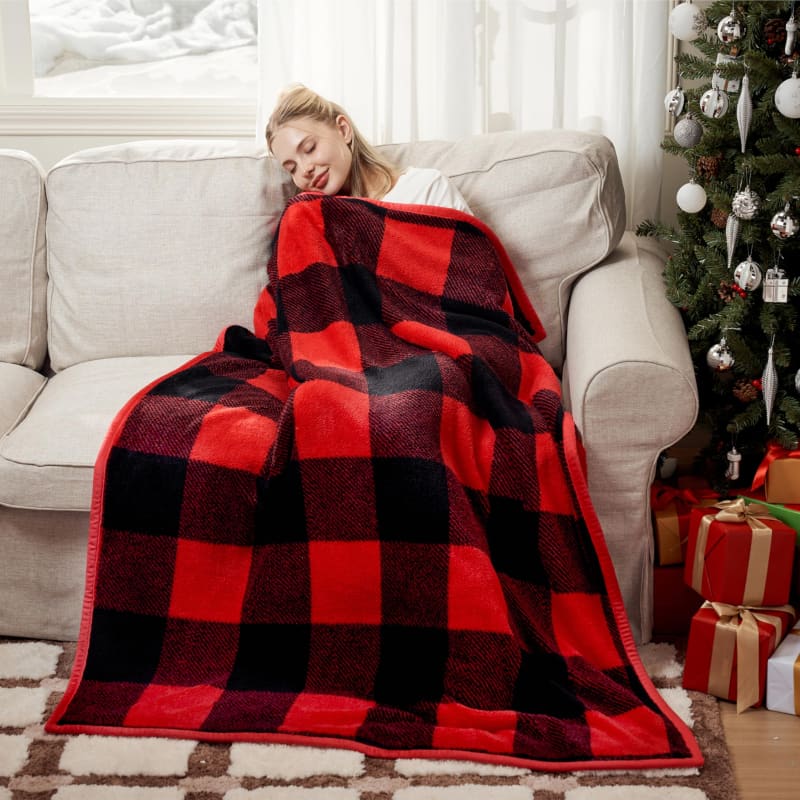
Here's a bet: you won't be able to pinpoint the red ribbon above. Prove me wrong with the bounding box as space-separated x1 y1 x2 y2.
750 441 800 491
650 482 700 512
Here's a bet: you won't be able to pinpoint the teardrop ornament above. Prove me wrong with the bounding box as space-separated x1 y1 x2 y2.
762 343 778 425
726 213 741 270
737 73 752 153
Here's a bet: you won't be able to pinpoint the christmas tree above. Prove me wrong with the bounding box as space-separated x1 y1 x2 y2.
638 0 800 488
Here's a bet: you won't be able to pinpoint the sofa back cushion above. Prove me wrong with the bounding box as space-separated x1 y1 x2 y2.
45 140 293 372
45 131 625 372
384 131 625 369
0 150 47 370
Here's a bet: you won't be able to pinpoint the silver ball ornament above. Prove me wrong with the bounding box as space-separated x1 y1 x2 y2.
734 257 762 291
700 87 730 118
731 187 760 220
707 337 735 372
771 206 800 239
717 13 746 43
674 115 703 147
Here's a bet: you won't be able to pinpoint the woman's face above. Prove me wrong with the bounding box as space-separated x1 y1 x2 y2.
270 115 354 195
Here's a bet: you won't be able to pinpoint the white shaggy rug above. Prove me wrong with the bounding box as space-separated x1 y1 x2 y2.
0 640 738 799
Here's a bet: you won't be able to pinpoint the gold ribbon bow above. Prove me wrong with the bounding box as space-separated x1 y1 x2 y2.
691 499 775 605
705 600 795 713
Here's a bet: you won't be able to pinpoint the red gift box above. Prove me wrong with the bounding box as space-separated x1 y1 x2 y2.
683 600 796 712
750 442 800 504
684 499 796 607
651 481 718 566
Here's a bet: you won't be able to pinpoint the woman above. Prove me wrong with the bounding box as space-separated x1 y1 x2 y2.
266 84 472 212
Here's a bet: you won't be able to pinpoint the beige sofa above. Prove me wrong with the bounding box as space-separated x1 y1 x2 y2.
0 132 697 644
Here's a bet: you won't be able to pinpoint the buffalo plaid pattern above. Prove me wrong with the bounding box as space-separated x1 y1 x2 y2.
48 195 701 770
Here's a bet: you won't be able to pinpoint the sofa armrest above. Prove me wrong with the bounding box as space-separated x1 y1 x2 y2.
562 232 698 642
0 362 46 440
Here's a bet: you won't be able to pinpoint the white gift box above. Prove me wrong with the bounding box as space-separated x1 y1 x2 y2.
766 621 800 715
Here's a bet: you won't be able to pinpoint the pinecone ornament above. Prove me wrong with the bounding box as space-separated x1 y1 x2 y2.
696 154 723 179
711 207 729 229
765 18 788 52
733 378 758 403
718 281 737 302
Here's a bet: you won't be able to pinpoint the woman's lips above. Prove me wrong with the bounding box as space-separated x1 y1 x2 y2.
312 170 328 190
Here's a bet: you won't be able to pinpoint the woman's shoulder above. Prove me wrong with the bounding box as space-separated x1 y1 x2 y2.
386 167 472 213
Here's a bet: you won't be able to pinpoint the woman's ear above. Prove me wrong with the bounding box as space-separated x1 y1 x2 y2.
335 114 353 145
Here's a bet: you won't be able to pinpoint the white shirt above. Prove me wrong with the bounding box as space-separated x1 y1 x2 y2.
382 167 472 214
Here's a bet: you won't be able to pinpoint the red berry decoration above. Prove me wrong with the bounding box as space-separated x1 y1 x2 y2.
752 378 763 391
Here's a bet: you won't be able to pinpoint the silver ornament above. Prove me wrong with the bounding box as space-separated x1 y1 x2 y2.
700 87 730 119
795 367 800 394
737 72 752 153
664 86 686 117
725 446 742 481
771 203 800 239
763 266 789 303
717 12 746 44
726 213 741 269
707 336 735 371
732 186 760 220
674 114 703 147
734 256 762 291
762 343 778 425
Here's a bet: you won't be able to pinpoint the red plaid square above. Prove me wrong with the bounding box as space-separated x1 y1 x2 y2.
278 199 337 275
433 702 517 753
294 380 371 459
440 396 496 491
280 692 375 736
309 541 381 624
290 321 363 372
551 592 624 671
190 405 277 474
377 216 455 297
534 433 575 515
124 683 223 729
586 706 670 757
448 545 512 633
517 350 555 402
169 539 252 623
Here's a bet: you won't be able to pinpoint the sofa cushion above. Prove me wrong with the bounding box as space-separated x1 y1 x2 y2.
0 355 193 511
0 363 46 439
45 140 294 372
384 131 626 370
0 150 47 370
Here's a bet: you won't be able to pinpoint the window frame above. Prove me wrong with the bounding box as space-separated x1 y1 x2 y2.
0 0 258 138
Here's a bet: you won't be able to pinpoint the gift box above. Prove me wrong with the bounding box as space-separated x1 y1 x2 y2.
766 620 800 715
683 601 796 712
684 499 796 607
750 443 800 504
651 481 717 566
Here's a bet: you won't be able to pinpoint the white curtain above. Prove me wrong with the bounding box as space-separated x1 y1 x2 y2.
257 0 669 228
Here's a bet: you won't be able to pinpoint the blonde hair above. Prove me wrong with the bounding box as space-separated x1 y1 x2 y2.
266 84 398 199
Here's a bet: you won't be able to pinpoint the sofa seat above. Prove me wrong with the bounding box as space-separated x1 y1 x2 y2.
0 355 193 511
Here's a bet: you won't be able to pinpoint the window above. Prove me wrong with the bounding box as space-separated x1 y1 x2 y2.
0 0 258 137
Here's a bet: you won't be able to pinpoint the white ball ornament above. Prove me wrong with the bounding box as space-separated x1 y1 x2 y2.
669 1 705 42
677 180 707 213
731 187 760 220
775 73 800 118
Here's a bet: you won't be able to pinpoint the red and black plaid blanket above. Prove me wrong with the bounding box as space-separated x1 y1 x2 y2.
48 194 701 770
